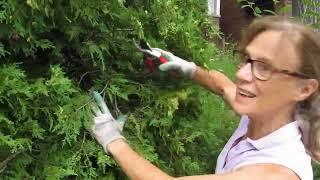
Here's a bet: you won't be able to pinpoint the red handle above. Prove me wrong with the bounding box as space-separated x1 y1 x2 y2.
159 56 168 64
145 57 156 73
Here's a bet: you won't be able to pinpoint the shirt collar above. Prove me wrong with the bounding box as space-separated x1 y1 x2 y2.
245 120 301 150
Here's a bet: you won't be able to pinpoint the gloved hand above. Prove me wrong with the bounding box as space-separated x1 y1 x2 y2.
152 48 197 78
91 91 127 154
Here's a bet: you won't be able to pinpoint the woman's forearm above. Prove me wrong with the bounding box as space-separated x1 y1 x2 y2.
108 139 174 180
191 67 235 96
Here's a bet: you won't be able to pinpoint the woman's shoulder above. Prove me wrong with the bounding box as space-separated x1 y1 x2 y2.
235 120 313 180
234 145 313 180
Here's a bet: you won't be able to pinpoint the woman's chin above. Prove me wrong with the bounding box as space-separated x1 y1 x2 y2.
233 102 255 116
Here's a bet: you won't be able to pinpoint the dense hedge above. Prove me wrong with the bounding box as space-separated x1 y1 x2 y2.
0 0 239 179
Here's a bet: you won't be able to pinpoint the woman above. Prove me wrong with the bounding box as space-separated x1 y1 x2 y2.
92 16 320 179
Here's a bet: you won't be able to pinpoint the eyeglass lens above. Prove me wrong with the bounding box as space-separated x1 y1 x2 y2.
236 53 272 81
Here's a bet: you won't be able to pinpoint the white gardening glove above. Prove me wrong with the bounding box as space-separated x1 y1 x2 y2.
152 48 197 78
91 91 127 154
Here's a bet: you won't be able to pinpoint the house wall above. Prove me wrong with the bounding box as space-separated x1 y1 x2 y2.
219 0 251 42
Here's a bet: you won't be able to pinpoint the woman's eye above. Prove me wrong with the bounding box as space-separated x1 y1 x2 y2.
256 62 271 71
241 55 250 63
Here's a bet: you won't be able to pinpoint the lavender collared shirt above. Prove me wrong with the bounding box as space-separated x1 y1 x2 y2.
215 115 313 180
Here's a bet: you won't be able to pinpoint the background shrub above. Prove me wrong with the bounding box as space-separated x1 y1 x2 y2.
0 0 239 179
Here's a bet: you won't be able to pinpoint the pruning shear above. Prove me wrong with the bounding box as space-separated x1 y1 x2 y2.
134 39 169 73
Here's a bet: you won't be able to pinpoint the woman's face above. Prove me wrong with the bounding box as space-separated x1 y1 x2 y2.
234 30 303 117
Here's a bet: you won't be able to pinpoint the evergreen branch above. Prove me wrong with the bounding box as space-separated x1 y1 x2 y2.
75 99 93 112
80 132 87 151
0 151 22 173
99 80 112 95
75 80 112 113
115 28 134 31
75 80 111 113
114 97 121 116
78 70 100 86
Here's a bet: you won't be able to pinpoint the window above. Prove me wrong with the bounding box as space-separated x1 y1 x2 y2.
208 0 221 17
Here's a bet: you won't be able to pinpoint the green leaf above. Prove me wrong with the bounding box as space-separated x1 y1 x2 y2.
254 6 262 14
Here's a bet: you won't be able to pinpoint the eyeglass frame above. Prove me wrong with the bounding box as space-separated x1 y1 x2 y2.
233 49 311 81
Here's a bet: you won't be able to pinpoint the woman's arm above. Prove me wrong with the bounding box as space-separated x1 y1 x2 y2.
176 164 299 180
191 67 237 110
154 49 237 109
108 139 299 180
108 139 173 180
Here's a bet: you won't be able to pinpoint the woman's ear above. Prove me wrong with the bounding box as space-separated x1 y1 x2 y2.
295 79 319 101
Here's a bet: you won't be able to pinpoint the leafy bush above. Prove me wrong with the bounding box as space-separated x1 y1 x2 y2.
299 0 320 28
0 0 238 179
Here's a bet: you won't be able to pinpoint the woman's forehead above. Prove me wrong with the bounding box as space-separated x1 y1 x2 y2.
245 30 301 69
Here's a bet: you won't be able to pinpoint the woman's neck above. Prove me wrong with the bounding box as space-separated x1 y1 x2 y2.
246 108 295 140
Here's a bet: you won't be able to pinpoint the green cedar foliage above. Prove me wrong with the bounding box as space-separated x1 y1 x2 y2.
0 0 238 179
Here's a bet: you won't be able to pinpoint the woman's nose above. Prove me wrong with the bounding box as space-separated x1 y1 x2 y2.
236 63 254 82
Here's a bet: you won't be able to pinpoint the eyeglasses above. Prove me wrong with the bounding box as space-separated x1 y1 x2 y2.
233 50 311 81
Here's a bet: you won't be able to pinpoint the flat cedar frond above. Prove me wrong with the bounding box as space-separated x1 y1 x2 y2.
0 0 248 179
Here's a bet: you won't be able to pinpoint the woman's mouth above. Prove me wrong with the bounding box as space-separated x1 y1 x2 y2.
237 88 256 98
